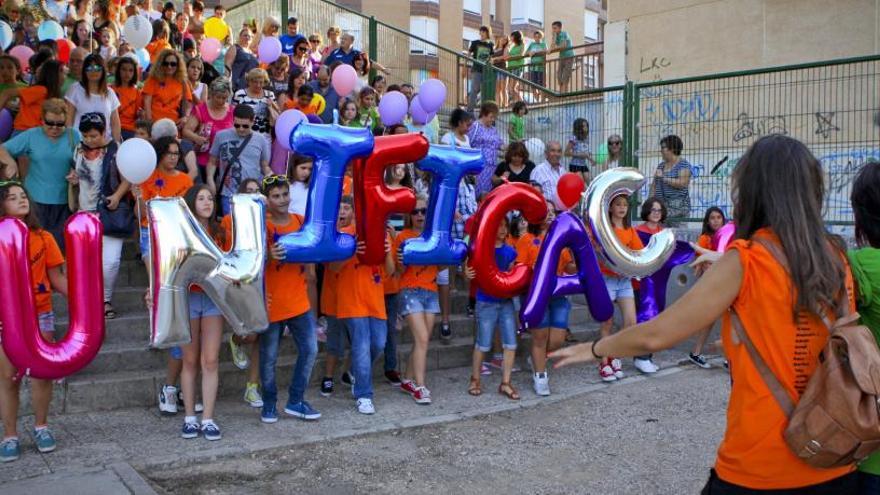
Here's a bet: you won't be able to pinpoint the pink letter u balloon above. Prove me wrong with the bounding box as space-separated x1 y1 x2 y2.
0 214 105 380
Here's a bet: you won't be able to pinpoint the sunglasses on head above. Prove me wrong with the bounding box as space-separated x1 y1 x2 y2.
0 179 22 188
162 60 178 67
411 208 427 216
262 175 288 187
233 123 252 129
44 120 65 128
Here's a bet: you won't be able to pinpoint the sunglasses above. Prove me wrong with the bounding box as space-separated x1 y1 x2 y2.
608 141 621 145
44 120 66 128
262 175 288 187
165 151 181 156
411 208 427 216
85 64 103 73
162 60 178 67
233 123 252 129
309 38 319 43
297 46 308 52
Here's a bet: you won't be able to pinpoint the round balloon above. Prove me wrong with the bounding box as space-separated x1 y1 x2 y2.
0 20 14 50
204 17 228 41
409 97 429 125
595 141 609 165
557 173 585 210
417 79 446 113
200 37 222 63
524 137 545 161
117 138 157 185
57 38 74 63
135 48 150 70
37 20 64 41
275 109 306 151
258 36 282 64
378 91 408 127
331 64 357 97
8 46 34 73
123 15 153 49
0 109 12 141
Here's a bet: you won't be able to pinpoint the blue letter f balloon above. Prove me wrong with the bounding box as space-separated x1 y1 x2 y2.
278 122 374 263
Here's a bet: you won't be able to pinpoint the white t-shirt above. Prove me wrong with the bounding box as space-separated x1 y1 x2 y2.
65 83 120 140
288 181 309 215
440 131 471 148
192 81 207 102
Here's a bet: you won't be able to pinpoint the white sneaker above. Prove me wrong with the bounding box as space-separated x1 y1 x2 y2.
229 335 249 370
611 358 624 379
634 358 659 374
356 398 375 415
159 385 178 415
533 372 550 396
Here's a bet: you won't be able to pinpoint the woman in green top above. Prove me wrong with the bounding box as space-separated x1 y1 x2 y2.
506 31 526 105
0 55 26 113
526 30 547 102
848 161 880 494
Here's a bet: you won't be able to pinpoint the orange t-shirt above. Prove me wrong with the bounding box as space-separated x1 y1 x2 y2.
29 229 64 315
146 39 173 64
113 85 142 131
393 229 438 292
514 232 574 275
697 233 713 250
321 223 356 316
715 230 856 489
266 213 310 322
334 237 387 320
140 168 194 226
599 226 645 277
13 86 48 130
142 77 192 123
284 94 327 116
342 175 353 197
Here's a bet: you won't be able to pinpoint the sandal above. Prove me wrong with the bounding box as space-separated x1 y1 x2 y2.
104 302 118 320
498 382 520 400
467 376 482 396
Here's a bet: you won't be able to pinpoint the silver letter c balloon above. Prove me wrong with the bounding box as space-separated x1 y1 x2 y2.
585 168 676 277
148 194 268 348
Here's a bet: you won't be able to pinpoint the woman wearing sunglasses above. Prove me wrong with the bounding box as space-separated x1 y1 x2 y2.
604 134 623 170
64 53 122 144
142 49 193 125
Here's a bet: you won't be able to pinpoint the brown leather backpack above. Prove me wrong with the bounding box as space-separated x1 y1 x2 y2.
730 238 880 468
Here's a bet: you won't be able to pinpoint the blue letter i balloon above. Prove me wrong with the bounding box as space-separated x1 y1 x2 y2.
402 144 484 265
277 122 375 262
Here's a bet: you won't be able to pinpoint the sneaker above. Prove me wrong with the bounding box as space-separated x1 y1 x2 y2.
261 403 278 424
439 322 452 341
320 377 334 397
195 402 204 413
400 379 418 396
533 372 551 396
177 390 203 412
181 420 200 439
384 370 402 386
634 358 659 374
201 421 221 441
412 386 432 404
244 383 263 408
466 304 475 317
599 364 617 382
229 335 249 370
284 401 321 420
0 438 20 462
689 353 711 369
488 357 503 370
32 427 56 453
341 371 355 386
610 358 624 379
159 385 178 415
480 363 492 376
356 398 375 415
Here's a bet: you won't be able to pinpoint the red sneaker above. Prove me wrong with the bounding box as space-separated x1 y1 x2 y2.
400 379 418 396
412 386 432 404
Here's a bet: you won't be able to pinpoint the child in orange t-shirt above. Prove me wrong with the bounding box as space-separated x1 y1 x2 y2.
394 196 439 405
0 182 67 459
689 206 727 368
260 175 320 423
112 57 142 139
597 194 644 382
327 196 396 414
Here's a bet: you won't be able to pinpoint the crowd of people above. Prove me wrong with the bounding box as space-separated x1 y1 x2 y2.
0 4 879 495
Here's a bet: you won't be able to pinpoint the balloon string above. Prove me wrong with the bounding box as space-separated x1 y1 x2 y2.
333 109 339 126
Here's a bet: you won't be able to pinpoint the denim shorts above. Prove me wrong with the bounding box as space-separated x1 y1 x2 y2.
38 311 55 333
475 300 517 352
189 290 222 319
538 296 571 329
399 288 440 316
139 226 150 258
604 274 635 301
436 268 449 286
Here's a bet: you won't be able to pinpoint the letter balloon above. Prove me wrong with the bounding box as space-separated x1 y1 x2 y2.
713 221 736 252
0 214 104 380
635 231 695 323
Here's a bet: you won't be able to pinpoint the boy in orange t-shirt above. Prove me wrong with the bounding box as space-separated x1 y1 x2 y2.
259 175 320 423
327 196 395 414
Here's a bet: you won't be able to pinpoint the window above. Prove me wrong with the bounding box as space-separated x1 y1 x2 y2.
511 0 543 26
584 10 599 41
490 0 496 19
463 0 481 15
410 16 438 56
463 27 480 50
334 13 363 51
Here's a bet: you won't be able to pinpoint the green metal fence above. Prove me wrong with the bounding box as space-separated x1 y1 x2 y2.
227 0 878 226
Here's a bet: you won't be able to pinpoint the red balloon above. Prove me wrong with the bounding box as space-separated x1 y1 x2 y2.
352 133 428 265
57 39 74 64
557 173 586 209
468 182 548 299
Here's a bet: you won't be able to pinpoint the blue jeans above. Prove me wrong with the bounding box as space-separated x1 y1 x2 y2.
860 471 880 495
324 316 348 358
259 312 317 407
475 300 516 352
343 317 387 399
383 293 399 372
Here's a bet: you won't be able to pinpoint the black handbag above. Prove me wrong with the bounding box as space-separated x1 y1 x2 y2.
98 143 136 237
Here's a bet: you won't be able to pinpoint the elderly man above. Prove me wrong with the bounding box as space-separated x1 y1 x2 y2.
530 140 566 208
324 33 361 66
62 47 88 95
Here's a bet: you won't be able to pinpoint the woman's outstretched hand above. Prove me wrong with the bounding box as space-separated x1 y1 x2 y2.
548 342 598 369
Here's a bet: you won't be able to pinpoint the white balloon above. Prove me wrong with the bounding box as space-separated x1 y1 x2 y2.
117 138 157 185
123 15 153 50
0 21 12 50
524 137 545 161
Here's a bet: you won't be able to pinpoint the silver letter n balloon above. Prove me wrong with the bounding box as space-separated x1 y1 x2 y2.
585 168 676 277
148 194 268 347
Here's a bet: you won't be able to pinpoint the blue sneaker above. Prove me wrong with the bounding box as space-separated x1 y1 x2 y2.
284 401 321 420
181 420 200 439
0 438 20 462
261 403 278 424
33 428 56 453
201 421 221 441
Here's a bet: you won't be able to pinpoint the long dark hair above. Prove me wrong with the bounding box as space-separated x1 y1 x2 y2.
285 65 305 99
35 60 64 99
732 134 846 317
0 183 42 230
114 57 138 88
183 184 225 245
851 161 880 248
700 206 726 236
80 53 108 96
572 118 589 140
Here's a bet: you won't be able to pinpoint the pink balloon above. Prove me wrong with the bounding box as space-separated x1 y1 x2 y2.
713 221 736 252
9 45 34 73
258 36 282 64
331 64 357 98
0 214 105 380
200 37 222 63
274 109 306 151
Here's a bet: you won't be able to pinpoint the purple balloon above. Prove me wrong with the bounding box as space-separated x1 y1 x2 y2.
306 114 323 124
378 91 408 127
0 109 12 141
275 109 306 151
258 36 282 64
417 79 446 113
519 212 614 329
635 231 695 323
409 97 430 125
